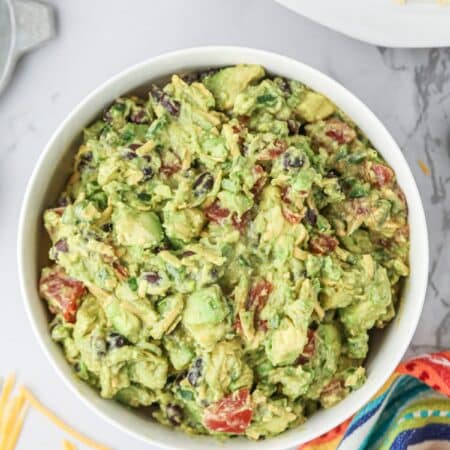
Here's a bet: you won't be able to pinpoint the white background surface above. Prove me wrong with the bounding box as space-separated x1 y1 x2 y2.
0 1 449 449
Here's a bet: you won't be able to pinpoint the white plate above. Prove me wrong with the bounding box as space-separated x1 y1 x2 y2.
275 0 450 47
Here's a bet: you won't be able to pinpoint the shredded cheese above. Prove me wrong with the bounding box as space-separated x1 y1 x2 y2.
0 374 110 450
418 159 431 176
0 374 16 426
1 392 25 443
63 440 77 450
21 387 111 450
2 405 28 450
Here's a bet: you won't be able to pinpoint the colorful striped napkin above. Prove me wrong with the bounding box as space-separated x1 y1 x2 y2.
299 352 450 450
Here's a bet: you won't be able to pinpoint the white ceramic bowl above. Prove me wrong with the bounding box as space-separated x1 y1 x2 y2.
18 46 429 450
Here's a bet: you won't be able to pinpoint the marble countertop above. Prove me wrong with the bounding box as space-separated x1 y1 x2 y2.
0 0 448 448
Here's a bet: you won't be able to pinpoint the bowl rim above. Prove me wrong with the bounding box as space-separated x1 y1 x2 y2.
17 46 429 450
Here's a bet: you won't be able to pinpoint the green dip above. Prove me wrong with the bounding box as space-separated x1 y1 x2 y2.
40 65 409 439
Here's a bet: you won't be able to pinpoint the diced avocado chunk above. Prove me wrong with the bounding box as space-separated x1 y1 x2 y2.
115 385 156 407
105 298 141 343
268 365 313 399
204 64 265 110
99 346 168 397
164 333 194 370
265 318 305 366
113 204 163 247
182 285 229 348
183 285 228 325
217 190 253 216
203 340 253 398
339 266 392 336
150 294 184 340
297 91 335 122
163 208 205 242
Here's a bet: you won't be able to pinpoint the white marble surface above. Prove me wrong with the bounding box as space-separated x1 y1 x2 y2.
0 0 448 448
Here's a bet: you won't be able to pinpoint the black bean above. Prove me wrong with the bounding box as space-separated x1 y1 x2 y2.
187 369 201 387
55 239 68 253
210 268 218 280
107 332 128 350
180 72 200 84
92 336 107 357
187 358 203 386
149 84 180 117
77 151 93 171
279 78 291 95
142 167 154 180
167 374 178 384
129 110 147 124
194 358 203 369
283 152 304 169
103 109 112 123
137 192 151 201
153 244 169 254
287 120 300 135
102 223 113 233
197 68 220 80
161 98 180 117
325 170 339 178
167 404 183 426
128 143 141 151
124 151 137 160
304 209 317 226
145 272 161 284
193 172 214 196
82 152 93 162
181 250 195 257
57 195 70 207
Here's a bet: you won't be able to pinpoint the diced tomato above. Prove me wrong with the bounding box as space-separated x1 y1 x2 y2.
160 162 181 177
356 206 369 215
231 210 251 234
321 379 344 396
280 186 291 204
204 201 230 222
247 279 273 311
160 152 182 177
258 319 268 332
203 389 253 434
324 119 356 145
234 316 243 334
113 261 129 279
309 234 338 255
51 207 66 217
394 185 407 208
39 266 86 323
282 205 301 224
370 163 393 187
296 329 316 364
251 165 267 196
238 115 251 126
394 225 410 244
375 237 392 249
258 139 288 160
268 139 288 159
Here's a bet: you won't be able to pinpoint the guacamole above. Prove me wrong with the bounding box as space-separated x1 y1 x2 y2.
39 65 409 440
